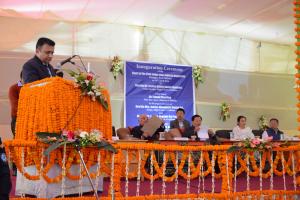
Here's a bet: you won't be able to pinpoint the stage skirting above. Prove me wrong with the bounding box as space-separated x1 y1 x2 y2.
4 140 300 199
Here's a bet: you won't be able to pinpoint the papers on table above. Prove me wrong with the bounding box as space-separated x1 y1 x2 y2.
141 115 163 137
197 125 209 139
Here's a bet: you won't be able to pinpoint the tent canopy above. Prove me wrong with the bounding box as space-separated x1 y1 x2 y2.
0 0 296 74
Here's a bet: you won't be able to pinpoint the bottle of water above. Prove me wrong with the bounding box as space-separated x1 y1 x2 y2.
230 132 234 140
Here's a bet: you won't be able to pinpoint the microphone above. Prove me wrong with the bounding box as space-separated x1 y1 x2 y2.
55 55 76 69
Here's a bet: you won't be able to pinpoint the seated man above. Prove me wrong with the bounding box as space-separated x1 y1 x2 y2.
183 114 214 140
262 118 284 141
169 108 190 135
132 114 165 140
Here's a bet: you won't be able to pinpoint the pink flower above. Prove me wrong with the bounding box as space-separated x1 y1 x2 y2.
66 131 75 141
251 138 261 145
86 73 93 81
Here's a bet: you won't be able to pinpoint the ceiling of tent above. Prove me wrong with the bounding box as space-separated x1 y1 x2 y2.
0 0 294 45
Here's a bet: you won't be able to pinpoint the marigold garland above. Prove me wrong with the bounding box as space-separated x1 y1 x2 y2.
5 140 300 189
14 77 112 166
295 0 300 135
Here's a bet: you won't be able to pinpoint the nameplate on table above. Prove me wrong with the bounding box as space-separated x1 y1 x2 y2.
173 137 189 141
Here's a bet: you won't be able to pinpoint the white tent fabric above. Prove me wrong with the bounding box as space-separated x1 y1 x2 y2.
0 17 296 74
0 0 296 74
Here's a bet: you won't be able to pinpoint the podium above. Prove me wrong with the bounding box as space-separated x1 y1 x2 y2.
16 77 112 142
11 77 112 198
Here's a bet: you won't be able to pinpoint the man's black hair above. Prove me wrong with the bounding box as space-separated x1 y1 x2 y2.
36 37 55 49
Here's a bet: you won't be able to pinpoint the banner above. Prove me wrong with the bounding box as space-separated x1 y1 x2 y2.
125 61 195 129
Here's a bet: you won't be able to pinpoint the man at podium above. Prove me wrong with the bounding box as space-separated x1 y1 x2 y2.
22 37 57 84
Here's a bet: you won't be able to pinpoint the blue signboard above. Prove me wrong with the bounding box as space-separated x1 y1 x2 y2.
125 61 195 129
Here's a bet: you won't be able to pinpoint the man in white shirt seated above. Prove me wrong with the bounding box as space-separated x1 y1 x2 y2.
183 114 214 140
232 115 254 140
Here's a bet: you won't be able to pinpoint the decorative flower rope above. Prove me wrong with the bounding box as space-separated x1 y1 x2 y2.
61 144 67 197
94 151 101 193
175 151 179 195
211 151 215 193
186 151 191 194
150 150 154 195
246 153 250 191
226 153 230 193
234 153 237 193
110 153 115 197
162 151 166 195
79 153 83 197
281 152 287 192
259 152 262 191
201 152 205 193
125 150 129 197
136 150 142 196
197 151 203 194
21 147 25 198
270 151 274 191
291 151 297 191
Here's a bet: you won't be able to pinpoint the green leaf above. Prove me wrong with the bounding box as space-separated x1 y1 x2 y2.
44 141 70 156
98 97 109 110
96 141 117 153
227 146 242 153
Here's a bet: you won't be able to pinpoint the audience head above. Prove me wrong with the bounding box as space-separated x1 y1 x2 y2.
35 37 55 64
237 115 247 128
138 114 148 126
269 118 279 129
191 114 202 127
176 108 185 121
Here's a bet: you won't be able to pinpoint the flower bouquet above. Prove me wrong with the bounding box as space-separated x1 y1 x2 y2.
66 69 108 110
258 115 268 130
220 102 230 121
110 56 123 80
192 65 204 88
227 137 288 153
36 130 116 156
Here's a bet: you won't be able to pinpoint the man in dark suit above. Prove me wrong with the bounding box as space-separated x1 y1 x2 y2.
262 118 284 141
22 37 58 84
169 108 190 135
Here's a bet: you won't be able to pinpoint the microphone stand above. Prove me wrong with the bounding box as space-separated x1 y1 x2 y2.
74 144 100 200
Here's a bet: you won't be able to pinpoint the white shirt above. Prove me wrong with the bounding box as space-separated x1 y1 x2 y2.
232 126 254 140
